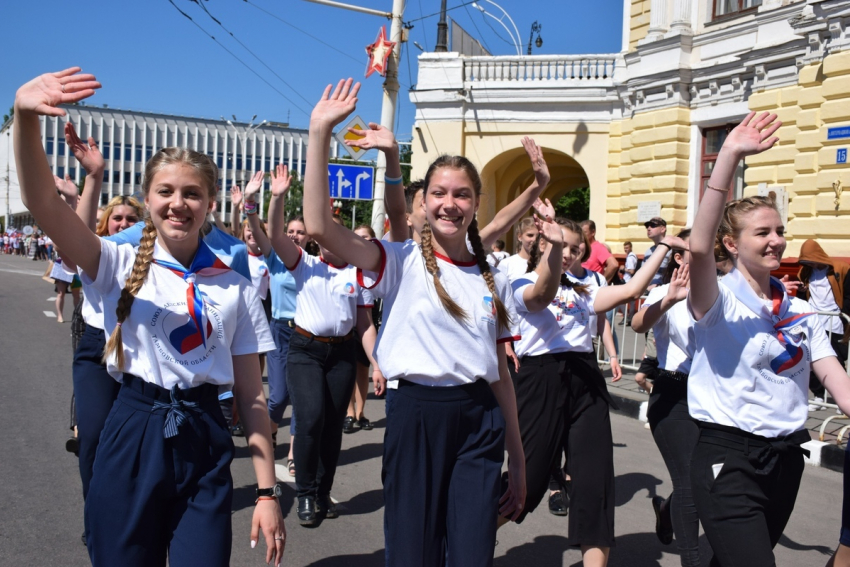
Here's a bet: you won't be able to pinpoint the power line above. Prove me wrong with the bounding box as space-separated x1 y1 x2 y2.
166 0 311 116
463 4 493 54
406 0 478 23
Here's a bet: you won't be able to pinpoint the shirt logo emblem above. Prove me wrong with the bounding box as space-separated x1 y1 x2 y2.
343 283 356 296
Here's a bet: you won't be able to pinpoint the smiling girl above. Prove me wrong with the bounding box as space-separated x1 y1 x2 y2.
14 68 285 567
687 112 850 567
303 79 525 566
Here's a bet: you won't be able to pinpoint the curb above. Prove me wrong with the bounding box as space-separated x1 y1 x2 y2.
606 387 846 474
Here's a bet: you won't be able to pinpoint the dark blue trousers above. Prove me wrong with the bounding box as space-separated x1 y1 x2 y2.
383 379 505 567
85 375 234 567
267 318 296 433
72 324 121 499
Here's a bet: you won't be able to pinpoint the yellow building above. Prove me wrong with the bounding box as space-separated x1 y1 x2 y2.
409 0 850 257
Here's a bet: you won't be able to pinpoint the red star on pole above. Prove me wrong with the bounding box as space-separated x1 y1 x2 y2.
365 26 396 78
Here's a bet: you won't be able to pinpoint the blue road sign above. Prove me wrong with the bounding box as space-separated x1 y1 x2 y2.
328 164 375 200
828 127 850 140
838 148 848 164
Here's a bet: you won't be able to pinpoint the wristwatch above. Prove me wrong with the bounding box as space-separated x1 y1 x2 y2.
256 483 284 499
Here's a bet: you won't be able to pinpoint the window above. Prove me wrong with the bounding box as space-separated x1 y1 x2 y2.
46 137 54 154
57 138 66 155
124 147 132 161
103 170 110 183
57 166 64 178
113 171 122 183
102 142 111 160
135 147 143 162
700 125 745 202
713 0 761 20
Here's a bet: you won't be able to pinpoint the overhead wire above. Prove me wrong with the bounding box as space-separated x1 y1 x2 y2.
406 0 479 23
166 0 311 116
462 4 493 54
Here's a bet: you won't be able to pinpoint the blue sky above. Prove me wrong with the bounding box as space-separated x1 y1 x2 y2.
2 0 623 140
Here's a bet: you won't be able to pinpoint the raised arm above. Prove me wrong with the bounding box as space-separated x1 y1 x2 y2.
346 123 406 242
522 214 564 312
593 235 687 314
480 137 550 249
66 122 104 233
264 165 301 268
242 170 273 257
303 79 381 272
230 185 243 238
14 68 102 278
631 264 690 333
689 112 780 320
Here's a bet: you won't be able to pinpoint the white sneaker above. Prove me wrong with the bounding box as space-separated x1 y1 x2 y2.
809 397 824 412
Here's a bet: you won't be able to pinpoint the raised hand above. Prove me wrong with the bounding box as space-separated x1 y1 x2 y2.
65 123 104 175
14 67 101 117
779 274 803 296
54 174 78 201
661 235 689 252
270 165 291 198
533 213 563 246
231 186 244 210
243 171 265 203
521 137 550 189
532 197 555 221
345 122 398 154
722 111 781 158
310 78 361 129
667 263 690 302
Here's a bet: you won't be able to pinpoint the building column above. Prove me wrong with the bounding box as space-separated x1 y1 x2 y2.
670 0 693 33
645 0 668 42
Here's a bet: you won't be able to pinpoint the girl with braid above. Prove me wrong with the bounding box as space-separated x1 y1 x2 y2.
509 217 685 567
14 68 285 567
303 79 525 567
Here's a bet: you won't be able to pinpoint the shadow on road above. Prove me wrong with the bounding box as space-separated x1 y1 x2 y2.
615 472 664 507
777 533 834 556
304 548 384 566
337 442 384 466
340 488 384 516
495 535 570 565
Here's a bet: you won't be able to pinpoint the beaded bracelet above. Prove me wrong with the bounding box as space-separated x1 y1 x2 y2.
243 201 259 216
385 175 404 185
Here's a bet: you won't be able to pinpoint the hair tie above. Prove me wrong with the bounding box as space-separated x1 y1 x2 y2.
116 321 122 328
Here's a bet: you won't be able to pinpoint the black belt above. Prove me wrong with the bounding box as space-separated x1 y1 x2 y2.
698 421 810 476
656 368 689 382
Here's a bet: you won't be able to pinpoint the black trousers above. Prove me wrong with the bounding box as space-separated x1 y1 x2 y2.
691 422 808 567
286 331 356 498
383 379 504 567
647 377 701 567
510 353 569 523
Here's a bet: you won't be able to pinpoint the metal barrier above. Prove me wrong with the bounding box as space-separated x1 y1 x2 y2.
595 296 648 372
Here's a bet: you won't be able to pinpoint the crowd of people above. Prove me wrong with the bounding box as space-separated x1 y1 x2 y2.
12 67 850 567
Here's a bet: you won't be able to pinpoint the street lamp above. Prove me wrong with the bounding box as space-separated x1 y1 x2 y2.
471 1 522 56
527 21 542 55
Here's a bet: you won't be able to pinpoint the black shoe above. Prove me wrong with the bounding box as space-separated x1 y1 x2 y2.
230 423 244 437
297 496 317 526
358 417 374 431
316 494 338 519
343 416 359 434
81 531 86 546
548 490 568 516
652 495 674 545
66 437 80 456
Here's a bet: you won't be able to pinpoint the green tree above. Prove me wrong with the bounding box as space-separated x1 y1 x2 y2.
2 106 13 124
553 187 590 221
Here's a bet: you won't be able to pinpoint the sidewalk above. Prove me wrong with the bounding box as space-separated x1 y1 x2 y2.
603 366 850 473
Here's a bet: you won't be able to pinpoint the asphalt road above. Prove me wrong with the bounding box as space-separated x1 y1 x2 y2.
0 253 843 566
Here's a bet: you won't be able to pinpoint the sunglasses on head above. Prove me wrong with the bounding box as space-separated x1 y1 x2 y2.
645 222 662 228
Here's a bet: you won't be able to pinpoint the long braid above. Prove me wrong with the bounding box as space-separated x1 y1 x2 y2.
103 217 157 369
420 221 467 321
468 218 511 332
526 233 543 273
560 273 590 296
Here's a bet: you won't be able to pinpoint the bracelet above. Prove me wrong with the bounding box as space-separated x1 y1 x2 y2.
385 174 404 185
255 496 277 504
705 183 729 193
243 201 258 215
656 242 672 250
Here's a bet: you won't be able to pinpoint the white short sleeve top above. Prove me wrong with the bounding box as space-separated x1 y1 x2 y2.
289 249 373 337
358 240 519 387
641 284 694 373
687 271 835 437
511 272 600 358
500 254 532 283
82 239 274 389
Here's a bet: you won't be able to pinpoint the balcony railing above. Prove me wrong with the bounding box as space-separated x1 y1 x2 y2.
463 55 618 84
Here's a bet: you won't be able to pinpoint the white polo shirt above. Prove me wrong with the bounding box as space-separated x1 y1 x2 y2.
500 254 532 283
358 239 519 387
82 239 274 389
642 284 694 373
247 252 270 301
807 268 844 334
511 272 599 358
687 276 835 438
289 248 373 337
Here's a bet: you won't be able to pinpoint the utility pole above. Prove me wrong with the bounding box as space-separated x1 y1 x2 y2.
435 0 448 52
299 0 406 237
5 131 10 232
